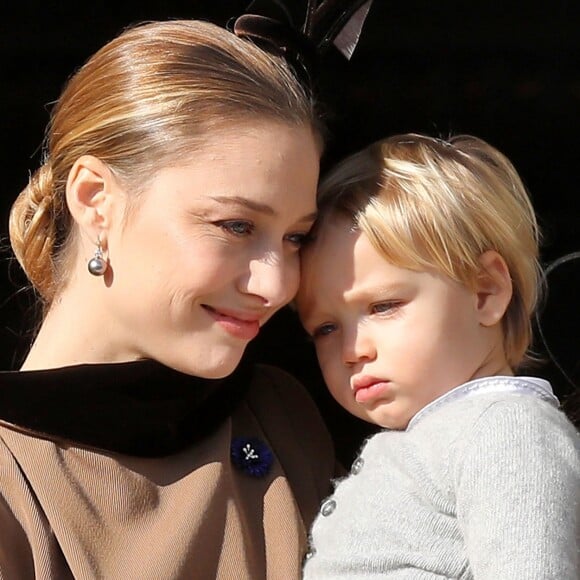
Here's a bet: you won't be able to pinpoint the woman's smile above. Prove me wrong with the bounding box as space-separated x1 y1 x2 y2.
202 304 263 340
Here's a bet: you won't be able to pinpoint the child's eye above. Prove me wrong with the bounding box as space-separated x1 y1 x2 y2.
371 301 400 315
218 220 255 236
312 322 337 339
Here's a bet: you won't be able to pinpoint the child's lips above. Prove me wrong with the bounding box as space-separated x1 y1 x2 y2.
351 375 392 404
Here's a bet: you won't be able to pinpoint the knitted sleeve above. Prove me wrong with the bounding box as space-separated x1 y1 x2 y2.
454 400 580 579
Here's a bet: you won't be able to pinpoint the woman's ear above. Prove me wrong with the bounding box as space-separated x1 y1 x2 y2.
475 250 513 327
65 155 121 240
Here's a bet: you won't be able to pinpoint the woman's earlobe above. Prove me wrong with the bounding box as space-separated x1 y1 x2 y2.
475 250 513 327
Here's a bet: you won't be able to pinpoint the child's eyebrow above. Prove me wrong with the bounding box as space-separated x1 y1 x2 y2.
342 282 408 302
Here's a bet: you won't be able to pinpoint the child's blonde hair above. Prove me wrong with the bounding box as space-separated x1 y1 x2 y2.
315 133 542 370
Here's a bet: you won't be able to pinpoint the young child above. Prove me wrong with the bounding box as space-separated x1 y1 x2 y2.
296 133 580 578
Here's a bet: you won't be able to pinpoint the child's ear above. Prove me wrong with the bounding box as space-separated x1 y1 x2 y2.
475 250 513 327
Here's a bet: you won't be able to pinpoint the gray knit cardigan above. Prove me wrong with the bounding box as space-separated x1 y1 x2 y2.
303 376 580 579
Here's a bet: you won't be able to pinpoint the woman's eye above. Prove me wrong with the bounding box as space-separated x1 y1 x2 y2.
285 231 311 249
219 220 255 236
312 323 337 339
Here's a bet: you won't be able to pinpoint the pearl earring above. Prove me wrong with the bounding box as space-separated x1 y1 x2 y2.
87 237 108 276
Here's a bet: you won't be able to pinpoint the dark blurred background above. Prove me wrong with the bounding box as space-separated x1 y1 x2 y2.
1 0 579 465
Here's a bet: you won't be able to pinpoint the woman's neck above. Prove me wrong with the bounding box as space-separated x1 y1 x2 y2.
21 282 130 371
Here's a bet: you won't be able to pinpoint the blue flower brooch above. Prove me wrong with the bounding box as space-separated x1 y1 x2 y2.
230 436 273 478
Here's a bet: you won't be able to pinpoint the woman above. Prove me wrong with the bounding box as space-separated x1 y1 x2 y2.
0 19 335 578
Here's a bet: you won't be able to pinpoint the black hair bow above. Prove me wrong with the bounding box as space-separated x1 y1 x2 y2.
232 0 373 84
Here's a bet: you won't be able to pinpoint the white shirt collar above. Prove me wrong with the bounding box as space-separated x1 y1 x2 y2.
407 375 559 430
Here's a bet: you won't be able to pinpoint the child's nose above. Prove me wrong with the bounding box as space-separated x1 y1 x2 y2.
341 325 377 366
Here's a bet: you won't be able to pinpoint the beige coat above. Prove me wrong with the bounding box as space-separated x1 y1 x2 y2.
0 364 335 579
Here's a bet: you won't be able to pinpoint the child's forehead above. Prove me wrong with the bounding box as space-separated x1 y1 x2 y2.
312 214 357 246
296 219 357 308
298 220 404 311
302 218 358 268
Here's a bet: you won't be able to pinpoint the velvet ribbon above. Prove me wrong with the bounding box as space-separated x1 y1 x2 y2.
0 359 252 457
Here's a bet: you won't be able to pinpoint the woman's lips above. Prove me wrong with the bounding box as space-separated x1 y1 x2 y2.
351 375 392 404
203 305 261 340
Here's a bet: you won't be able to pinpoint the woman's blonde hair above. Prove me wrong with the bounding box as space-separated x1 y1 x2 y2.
10 19 321 305
316 133 542 369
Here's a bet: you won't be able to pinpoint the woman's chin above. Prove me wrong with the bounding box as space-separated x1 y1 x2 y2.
168 350 246 379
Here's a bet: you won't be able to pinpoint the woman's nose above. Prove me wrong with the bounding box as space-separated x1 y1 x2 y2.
242 252 297 308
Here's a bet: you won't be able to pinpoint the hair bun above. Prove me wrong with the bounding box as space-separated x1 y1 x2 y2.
9 162 57 300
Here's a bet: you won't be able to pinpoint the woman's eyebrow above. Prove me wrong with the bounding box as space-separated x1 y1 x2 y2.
210 195 275 215
210 195 317 222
